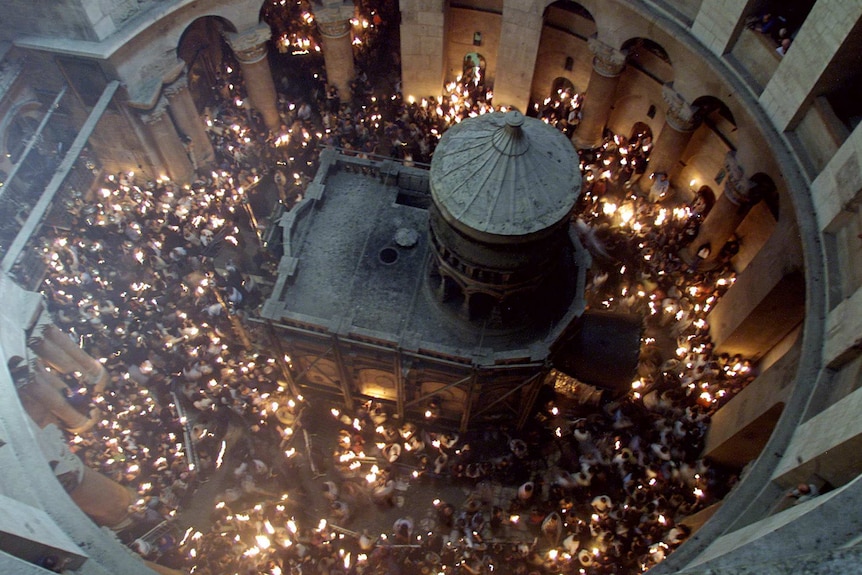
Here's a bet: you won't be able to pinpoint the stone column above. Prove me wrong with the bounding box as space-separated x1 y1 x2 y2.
140 97 195 184
225 24 281 133
164 72 215 171
681 153 762 269
492 0 545 110
44 324 107 389
22 366 96 434
639 85 698 194
30 324 107 390
313 0 356 101
399 0 446 101
36 424 133 528
572 38 626 150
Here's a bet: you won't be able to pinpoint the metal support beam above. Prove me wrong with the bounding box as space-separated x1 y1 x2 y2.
294 345 334 383
517 370 549 430
473 371 543 419
331 335 354 411
2 81 119 274
394 349 406 420
459 371 478 433
404 373 472 409
265 320 300 397
0 86 68 202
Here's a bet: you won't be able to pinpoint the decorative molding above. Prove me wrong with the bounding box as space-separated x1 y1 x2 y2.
723 151 757 206
662 83 697 131
588 37 626 77
224 24 272 64
317 18 352 39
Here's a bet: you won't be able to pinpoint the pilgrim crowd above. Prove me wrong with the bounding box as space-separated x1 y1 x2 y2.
16 5 768 574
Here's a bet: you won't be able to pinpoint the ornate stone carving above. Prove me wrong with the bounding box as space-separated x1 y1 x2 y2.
313 0 354 38
588 37 626 77
225 24 273 64
139 96 170 125
722 151 757 206
662 84 697 132
317 18 352 39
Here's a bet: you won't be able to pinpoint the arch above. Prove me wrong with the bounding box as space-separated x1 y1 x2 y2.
692 95 736 127
692 185 716 217
551 76 576 100
531 1 595 112
629 121 652 142
357 368 397 401
749 172 779 220
178 16 238 111
621 37 674 84
0 99 43 165
462 52 487 87
544 1 595 23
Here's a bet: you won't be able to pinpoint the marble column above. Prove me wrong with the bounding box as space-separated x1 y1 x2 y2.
639 85 698 194
22 366 96 434
30 324 107 391
36 424 133 528
225 24 281 133
164 72 215 170
140 96 195 184
681 153 762 269
313 0 356 101
572 38 626 150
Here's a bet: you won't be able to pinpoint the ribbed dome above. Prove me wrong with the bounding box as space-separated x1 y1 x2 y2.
430 110 581 236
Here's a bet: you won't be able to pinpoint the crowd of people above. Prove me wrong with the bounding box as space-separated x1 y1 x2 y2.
13 7 772 574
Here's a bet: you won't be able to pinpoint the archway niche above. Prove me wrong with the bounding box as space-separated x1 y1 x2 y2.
749 172 779 221
620 37 674 85
629 121 652 142
177 16 238 111
531 1 595 112
551 76 576 100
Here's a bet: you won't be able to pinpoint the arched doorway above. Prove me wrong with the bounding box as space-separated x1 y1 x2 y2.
551 77 576 101
629 121 652 142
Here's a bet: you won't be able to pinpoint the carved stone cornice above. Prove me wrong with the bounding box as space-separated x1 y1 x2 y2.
588 37 626 78
139 96 170 125
722 151 757 206
662 84 697 132
317 18 352 39
225 23 273 64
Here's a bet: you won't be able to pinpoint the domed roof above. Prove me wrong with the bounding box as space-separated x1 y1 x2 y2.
430 110 581 236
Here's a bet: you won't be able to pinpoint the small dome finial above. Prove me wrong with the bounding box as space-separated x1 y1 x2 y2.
505 110 525 128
